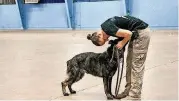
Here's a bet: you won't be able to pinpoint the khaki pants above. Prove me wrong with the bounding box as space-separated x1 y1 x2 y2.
125 28 150 98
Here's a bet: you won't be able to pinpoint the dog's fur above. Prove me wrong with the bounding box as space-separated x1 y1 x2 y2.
61 38 125 100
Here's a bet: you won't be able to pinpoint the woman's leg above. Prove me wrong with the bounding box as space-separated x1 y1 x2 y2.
116 28 150 99
129 28 150 98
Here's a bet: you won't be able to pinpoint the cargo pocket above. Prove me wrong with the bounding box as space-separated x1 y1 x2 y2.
132 52 146 71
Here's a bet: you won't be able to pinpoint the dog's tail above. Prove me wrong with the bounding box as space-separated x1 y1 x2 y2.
66 60 71 74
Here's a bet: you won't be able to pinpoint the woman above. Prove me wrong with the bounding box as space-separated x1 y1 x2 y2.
87 15 150 100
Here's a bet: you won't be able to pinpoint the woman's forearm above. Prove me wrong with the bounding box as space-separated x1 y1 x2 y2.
116 29 132 49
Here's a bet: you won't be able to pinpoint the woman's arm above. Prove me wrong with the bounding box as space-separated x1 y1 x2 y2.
115 29 132 49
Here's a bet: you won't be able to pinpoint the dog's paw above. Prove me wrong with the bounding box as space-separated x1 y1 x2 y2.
63 93 69 96
107 96 113 100
70 90 76 94
107 95 114 100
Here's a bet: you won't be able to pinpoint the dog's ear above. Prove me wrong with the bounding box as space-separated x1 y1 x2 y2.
108 38 124 45
108 40 114 45
107 40 117 55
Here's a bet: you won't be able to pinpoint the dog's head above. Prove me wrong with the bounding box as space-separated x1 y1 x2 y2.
107 38 126 59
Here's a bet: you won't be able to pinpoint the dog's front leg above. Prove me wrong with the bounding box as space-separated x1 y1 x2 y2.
103 77 113 100
108 76 115 98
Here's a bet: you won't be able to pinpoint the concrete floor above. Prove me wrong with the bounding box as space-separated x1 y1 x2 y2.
0 30 178 100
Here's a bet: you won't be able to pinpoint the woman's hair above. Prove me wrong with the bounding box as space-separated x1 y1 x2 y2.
87 32 100 46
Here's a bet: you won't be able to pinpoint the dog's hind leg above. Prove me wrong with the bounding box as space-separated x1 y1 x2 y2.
103 77 113 100
68 79 76 94
68 70 85 94
61 78 71 96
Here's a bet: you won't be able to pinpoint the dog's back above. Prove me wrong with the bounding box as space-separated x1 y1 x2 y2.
66 52 96 73
66 52 106 77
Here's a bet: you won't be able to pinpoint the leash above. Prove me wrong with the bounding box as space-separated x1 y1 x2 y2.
115 48 124 97
110 46 125 97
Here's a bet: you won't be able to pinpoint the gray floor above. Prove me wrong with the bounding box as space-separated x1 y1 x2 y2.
0 30 178 100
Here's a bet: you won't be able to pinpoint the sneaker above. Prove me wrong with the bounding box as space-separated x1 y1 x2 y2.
121 95 141 101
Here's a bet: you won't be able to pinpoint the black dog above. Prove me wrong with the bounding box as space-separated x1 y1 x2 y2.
61 38 125 100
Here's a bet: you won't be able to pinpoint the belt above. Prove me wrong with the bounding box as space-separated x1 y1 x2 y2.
138 27 150 33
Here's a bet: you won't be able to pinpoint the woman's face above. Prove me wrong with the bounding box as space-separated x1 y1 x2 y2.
96 31 108 46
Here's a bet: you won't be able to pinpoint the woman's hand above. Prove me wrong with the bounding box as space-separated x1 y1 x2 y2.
115 28 132 49
116 41 124 49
